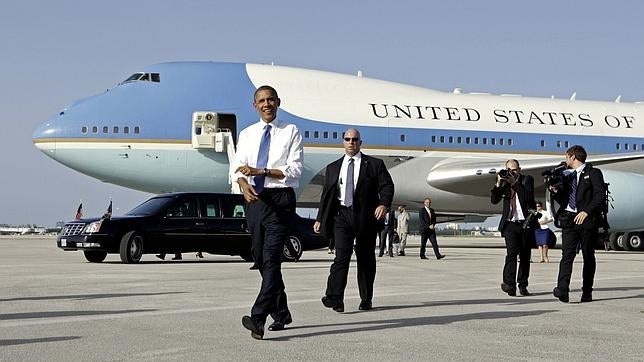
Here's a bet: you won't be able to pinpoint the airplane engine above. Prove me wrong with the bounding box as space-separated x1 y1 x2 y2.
600 169 644 232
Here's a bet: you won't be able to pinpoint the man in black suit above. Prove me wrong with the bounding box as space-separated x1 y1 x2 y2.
491 159 536 297
314 128 394 312
550 145 606 303
378 209 396 257
418 197 445 260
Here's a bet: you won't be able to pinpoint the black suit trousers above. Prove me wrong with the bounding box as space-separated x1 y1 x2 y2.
325 207 377 303
379 227 394 255
557 224 597 293
502 222 532 288
420 230 441 258
246 188 295 323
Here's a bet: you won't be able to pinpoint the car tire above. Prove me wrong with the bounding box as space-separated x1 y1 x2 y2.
84 250 107 263
120 231 144 263
282 235 303 262
608 232 623 251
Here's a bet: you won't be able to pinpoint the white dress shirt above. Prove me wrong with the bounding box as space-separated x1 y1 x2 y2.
564 163 586 212
229 119 303 189
338 152 362 206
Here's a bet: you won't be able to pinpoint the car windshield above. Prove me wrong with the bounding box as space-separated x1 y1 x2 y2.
126 197 174 216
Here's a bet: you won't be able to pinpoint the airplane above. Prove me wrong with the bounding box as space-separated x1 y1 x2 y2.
32 61 644 251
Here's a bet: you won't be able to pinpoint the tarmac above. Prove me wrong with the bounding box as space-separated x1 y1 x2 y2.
1 235 643 361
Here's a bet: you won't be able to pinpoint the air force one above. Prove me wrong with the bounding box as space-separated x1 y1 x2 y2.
33 62 644 250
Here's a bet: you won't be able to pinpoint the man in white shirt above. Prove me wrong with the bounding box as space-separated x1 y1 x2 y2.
230 85 303 340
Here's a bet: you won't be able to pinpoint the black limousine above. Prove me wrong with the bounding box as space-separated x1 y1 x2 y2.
57 193 327 263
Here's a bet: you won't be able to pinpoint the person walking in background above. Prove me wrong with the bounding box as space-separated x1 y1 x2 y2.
490 159 536 297
378 209 396 257
230 85 303 339
534 201 553 263
314 128 394 312
418 197 445 260
396 205 410 256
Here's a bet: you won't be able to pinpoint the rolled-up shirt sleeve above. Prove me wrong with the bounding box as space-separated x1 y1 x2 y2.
229 128 251 184
276 127 303 183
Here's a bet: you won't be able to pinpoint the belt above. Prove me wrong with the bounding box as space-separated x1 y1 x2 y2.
508 220 524 225
339 205 353 210
260 187 293 194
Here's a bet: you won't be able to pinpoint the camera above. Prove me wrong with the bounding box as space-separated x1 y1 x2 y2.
498 168 513 179
523 209 542 230
542 161 567 188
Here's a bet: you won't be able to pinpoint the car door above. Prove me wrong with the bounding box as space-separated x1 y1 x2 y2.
160 196 203 252
218 195 251 255
199 195 229 254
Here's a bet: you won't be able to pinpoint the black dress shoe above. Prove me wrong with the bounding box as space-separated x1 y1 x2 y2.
358 300 372 311
398 251 405 256
437 254 446 260
420 256 428 260
268 314 292 331
553 287 569 303
519 287 532 296
580 293 593 303
378 253 383 257
501 282 517 296
321 296 344 312
241 316 264 340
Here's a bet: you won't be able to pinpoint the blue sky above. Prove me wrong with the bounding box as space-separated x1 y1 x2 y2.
2 1 644 226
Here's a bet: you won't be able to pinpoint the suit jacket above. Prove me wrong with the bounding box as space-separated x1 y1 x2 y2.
490 174 536 233
552 164 605 229
418 207 436 234
316 153 394 239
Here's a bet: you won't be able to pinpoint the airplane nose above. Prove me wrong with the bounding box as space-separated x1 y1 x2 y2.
32 119 60 160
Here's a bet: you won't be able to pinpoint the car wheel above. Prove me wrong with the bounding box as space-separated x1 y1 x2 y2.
608 232 623 251
84 250 107 263
283 235 303 262
120 231 144 263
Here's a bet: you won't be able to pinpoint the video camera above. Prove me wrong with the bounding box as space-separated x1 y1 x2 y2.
523 208 542 230
542 161 567 188
498 168 513 179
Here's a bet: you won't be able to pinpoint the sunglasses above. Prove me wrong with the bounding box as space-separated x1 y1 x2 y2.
344 137 360 142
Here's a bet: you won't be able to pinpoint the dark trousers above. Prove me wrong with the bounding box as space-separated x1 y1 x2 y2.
326 207 377 303
379 227 394 255
557 225 597 293
246 188 295 323
420 230 441 258
502 222 532 288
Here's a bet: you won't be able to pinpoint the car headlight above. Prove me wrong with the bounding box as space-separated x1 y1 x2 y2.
83 220 104 234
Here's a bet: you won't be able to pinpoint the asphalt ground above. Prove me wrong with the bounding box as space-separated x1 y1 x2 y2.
1 236 643 361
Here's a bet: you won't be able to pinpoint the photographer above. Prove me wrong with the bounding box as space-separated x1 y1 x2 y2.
549 145 605 303
491 159 537 297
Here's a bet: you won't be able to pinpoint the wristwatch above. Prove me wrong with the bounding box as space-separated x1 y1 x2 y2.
263 168 269 176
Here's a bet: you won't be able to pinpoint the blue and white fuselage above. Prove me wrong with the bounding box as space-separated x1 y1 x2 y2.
33 62 644 232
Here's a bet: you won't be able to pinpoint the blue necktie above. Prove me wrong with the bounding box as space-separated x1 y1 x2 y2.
254 124 271 193
345 158 354 207
568 171 577 210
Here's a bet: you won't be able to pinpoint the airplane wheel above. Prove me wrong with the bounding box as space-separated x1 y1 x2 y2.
84 250 107 263
120 231 143 263
624 232 644 251
621 232 636 251
608 233 623 251
283 235 303 262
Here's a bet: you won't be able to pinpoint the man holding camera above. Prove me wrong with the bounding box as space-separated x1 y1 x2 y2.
549 145 605 303
491 159 536 297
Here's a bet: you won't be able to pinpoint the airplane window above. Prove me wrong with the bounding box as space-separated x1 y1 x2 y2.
139 73 150 81
465 137 470 144
82 126 88 133
499 138 504 146
314 131 319 138
113 126 118 133
431 136 436 143
333 132 338 139
508 139 513 146
304 131 310 138
482 138 487 145
540 140 545 147
491 138 496 145
556 141 562 147
92 126 98 133
564 141 569 147
151 73 160 82
634 144 638 151
439 136 445 143
625 144 629 150
457 136 462 143
134 126 140 134
124 126 130 134
616 143 620 150
323 131 328 139
103 126 108 133
448 136 453 143
122 73 144 83
400 134 406 142
474 137 479 144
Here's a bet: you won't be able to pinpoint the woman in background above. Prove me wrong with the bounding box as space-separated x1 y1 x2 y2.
534 201 553 263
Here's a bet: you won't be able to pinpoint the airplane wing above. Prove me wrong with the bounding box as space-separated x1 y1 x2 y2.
425 152 644 197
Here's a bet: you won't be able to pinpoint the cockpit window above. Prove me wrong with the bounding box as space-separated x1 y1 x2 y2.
121 72 160 84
